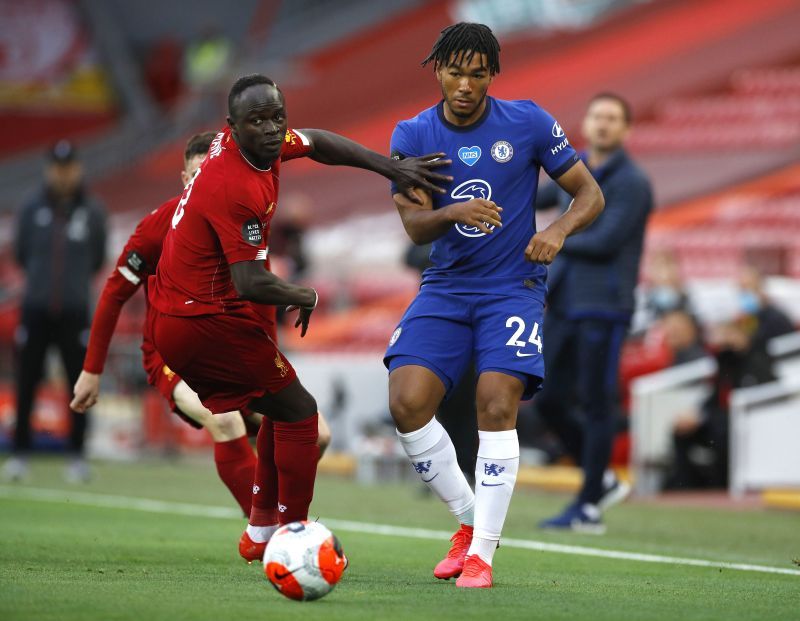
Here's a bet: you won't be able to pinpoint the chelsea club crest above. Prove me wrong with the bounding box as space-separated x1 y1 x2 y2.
490 141 513 163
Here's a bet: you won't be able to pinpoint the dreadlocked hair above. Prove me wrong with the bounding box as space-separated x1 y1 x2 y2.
421 22 500 75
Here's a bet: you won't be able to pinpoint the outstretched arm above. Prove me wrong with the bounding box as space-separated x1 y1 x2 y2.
525 162 604 264
299 129 452 205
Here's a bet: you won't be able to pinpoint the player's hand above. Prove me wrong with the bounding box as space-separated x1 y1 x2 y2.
286 288 318 338
525 226 566 264
390 152 453 204
71 371 100 413
447 199 503 235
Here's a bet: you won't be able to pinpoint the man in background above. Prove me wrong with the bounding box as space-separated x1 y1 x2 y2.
662 310 707 366
737 264 794 350
667 319 775 489
535 93 652 532
3 141 107 483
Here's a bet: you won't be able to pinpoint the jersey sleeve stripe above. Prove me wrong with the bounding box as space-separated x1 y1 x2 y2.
117 265 142 285
294 130 310 146
255 248 269 261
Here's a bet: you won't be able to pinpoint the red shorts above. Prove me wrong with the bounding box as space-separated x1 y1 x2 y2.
251 303 278 344
150 306 296 414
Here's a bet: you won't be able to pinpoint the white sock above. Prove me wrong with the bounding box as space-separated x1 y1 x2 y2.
246 523 278 543
468 429 519 566
397 417 475 526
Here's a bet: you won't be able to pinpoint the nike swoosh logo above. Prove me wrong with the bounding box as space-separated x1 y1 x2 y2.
273 569 296 580
481 481 504 487
516 351 536 357
421 473 439 483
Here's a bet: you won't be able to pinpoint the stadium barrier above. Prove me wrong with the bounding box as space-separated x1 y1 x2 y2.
630 357 716 496
729 377 800 497
631 331 800 496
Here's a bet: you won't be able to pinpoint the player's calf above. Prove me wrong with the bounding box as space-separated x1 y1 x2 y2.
250 380 319 525
468 373 524 568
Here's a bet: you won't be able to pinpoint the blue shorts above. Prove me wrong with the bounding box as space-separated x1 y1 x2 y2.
384 286 545 400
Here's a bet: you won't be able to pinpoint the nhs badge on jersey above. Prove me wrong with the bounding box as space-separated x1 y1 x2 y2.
458 146 481 166
490 141 513 163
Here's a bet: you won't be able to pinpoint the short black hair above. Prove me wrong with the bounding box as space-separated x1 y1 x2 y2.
588 92 633 124
227 74 277 118
422 22 500 75
184 131 216 162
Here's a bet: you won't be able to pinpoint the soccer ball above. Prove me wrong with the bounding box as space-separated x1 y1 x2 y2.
263 521 346 601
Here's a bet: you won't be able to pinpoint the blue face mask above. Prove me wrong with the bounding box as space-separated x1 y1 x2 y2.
651 286 680 311
739 291 761 315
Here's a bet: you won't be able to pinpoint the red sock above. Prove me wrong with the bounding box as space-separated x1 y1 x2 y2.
213 435 256 517
273 414 319 524
250 418 279 526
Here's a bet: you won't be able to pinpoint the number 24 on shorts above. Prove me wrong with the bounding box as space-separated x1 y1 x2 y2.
505 316 543 353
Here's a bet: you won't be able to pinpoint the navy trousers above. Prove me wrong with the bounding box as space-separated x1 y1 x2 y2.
14 309 89 455
535 312 628 505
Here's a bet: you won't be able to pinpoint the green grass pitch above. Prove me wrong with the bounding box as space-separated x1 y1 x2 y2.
1 459 798 621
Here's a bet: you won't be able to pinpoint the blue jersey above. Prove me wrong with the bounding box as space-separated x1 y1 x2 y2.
390 97 578 297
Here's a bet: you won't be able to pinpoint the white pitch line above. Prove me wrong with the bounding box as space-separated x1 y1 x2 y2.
1 486 798 578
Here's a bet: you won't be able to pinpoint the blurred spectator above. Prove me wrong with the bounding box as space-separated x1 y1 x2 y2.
403 241 433 274
271 193 311 330
184 28 231 89
3 141 107 483
737 264 794 350
661 310 706 366
144 37 184 108
645 250 692 318
271 193 312 281
666 320 775 489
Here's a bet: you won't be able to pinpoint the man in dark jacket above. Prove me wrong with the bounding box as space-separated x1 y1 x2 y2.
3 141 106 482
535 94 653 532
737 264 794 350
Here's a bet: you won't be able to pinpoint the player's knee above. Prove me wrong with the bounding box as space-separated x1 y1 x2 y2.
388 390 429 427
478 397 518 430
210 411 246 440
172 381 213 427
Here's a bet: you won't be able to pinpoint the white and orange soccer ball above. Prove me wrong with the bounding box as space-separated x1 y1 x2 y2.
263 521 347 601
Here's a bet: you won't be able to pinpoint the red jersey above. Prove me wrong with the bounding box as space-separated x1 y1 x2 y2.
149 127 311 316
83 196 178 373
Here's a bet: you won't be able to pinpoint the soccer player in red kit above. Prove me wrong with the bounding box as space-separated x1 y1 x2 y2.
70 132 331 516
149 74 451 561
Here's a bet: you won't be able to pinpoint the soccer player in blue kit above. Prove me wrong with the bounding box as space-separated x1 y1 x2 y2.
385 23 605 588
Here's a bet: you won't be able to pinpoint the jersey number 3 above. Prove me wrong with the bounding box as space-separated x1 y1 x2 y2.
171 168 201 229
505 317 543 353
